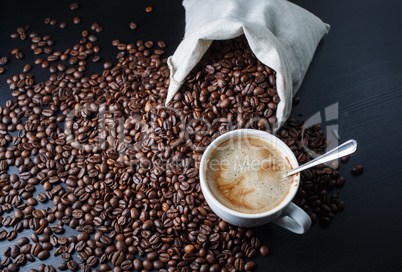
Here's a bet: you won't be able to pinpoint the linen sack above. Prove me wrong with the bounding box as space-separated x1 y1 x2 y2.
167 0 329 130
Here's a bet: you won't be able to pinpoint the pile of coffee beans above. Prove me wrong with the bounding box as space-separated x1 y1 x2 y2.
0 3 355 272
173 37 280 132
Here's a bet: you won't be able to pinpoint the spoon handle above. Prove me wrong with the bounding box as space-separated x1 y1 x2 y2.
287 139 358 177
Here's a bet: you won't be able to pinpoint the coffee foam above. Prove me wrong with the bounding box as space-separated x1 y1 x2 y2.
207 137 293 214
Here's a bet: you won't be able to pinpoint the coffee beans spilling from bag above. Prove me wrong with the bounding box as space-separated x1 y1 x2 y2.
0 10 350 272
171 36 280 132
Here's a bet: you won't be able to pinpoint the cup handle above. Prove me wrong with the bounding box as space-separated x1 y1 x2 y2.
273 202 312 234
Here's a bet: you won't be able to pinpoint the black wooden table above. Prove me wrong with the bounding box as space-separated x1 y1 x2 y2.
1 0 401 271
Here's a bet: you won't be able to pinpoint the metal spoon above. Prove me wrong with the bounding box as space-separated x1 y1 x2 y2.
286 139 358 177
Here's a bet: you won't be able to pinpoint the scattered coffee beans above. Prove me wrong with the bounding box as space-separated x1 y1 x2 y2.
0 3 360 272
0 34 276 272
279 120 348 227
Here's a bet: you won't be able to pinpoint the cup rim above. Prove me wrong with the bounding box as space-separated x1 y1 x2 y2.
199 129 300 219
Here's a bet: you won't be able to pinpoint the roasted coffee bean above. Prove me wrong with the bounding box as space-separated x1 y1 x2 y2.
92 55 100 62
351 165 364 175
17 237 29 246
337 201 346 211
132 258 143 270
14 254 26 265
90 23 99 30
158 41 166 48
87 255 98 267
0 56 8 65
234 258 245 271
51 224 63 233
37 250 50 260
67 260 78 271
153 260 164 270
110 251 124 266
36 193 48 202
7 263 19 272
244 261 257 271
26 254 35 262
61 252 71 262
41 61 49 68
341 155 350 163
73 17 81 24
70 3 79 10
7 230 17 241
259 245 269 256
30 243 41 256
292 96 301 106
42 243 53 253
44 265 55 272
10 245 20 258
159 253 170 263
143 259 153 270
20 244 32 254
103 61 112 69
15 51 24 59
88 35 97 42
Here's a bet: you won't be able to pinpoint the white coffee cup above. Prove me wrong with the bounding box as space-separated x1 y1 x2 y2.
199 129 311 234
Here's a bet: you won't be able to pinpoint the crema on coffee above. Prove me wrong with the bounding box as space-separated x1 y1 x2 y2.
206 137 294 214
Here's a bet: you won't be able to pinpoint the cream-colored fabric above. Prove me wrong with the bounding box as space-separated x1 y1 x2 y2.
167 0 329 130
